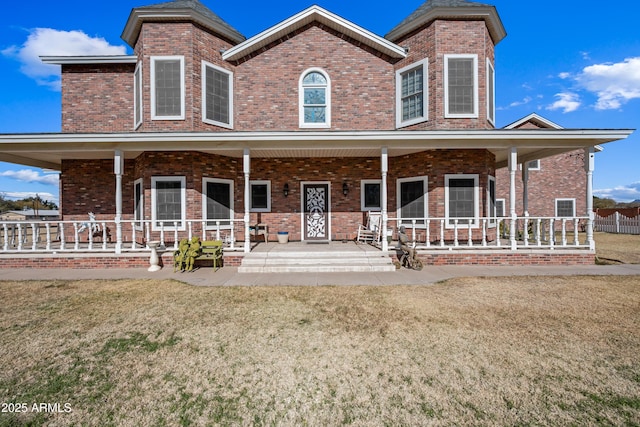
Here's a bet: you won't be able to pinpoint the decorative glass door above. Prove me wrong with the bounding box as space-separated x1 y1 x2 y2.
303 183 329 240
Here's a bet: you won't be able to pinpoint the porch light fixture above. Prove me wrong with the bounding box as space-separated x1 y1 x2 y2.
342 182 349 196
283 183 289 197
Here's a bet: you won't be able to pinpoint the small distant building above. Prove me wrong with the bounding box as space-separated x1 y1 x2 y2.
0 209 60 221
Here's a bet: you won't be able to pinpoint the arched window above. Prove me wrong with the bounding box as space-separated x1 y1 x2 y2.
299 69 330 128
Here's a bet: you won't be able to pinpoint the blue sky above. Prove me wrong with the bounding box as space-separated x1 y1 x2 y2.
1 0 639 204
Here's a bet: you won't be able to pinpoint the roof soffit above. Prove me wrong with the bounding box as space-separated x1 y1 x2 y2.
121 0 246 47
385 1 506 44
222 5 407 62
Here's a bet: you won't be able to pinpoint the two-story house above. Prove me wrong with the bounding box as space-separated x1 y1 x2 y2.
0 0 632 269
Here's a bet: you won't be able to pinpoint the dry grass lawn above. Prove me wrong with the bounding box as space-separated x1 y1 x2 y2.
595 231 640 264
1 276 639 426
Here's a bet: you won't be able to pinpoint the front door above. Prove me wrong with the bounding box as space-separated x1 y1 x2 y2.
302 183 330 241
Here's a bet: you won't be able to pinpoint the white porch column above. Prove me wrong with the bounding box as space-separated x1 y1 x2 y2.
243 148 251 253
508 147 518 250
521 164 529 217
114 150 124 254
585 146 595 250
381 147 389 252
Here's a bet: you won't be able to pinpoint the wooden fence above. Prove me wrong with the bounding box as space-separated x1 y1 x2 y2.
595 212 640 235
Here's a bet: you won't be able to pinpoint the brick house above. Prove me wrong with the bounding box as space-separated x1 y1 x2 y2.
0 0 632 269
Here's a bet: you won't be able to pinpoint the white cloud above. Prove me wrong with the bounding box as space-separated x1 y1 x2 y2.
576 57 640 110
546 92 581 113
2 28 126 90
594 182 640 203
0 169 59 186
509 96 532 108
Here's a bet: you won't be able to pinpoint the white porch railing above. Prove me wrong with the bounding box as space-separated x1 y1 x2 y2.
595 213 640 235
388 216 591 250
0 219 246 253
0 215 593 254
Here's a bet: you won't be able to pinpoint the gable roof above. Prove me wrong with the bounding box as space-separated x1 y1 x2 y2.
385 0 506 44
504 113 564 130
121 0 246 47
222 5 407 62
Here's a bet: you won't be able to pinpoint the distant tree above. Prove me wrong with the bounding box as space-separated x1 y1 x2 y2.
593 196 616 209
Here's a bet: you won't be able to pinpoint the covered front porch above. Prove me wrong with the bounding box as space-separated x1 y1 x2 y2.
0 128 631 269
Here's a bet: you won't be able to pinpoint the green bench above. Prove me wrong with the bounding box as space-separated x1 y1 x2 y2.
174 238 223 272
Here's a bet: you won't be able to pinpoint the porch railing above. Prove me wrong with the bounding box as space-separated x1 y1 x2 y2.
0 219 246 254
388 216 592 250
0 215 593 255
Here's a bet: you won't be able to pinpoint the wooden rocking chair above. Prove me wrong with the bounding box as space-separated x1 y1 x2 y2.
356 211 382 244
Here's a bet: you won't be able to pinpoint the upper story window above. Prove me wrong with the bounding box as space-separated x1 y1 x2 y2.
202 61 233 129
486 59 495 125
299 69 330 128
151 56 185 120
396 59 428 128
134 62 143 129
444 54 478 118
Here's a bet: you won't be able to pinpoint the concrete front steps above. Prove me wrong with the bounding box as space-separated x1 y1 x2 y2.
238 248 396 273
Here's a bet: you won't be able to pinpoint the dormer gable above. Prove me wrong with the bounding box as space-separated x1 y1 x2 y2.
386 0 506 44
504 113 564 130
121 0 246 47
222 5 407 63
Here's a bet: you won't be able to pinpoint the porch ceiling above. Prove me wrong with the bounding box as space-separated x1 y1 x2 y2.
0 129 632 170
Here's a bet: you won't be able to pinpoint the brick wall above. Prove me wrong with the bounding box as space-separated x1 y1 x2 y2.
495 149 587 218
61 63 135 132
60 149 496 242
60 17 497 134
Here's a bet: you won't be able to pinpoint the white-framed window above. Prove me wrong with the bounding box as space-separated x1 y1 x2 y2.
151 176 186 231
487 176 496 227
555 198 576 217
134 62 143 129
444 54 478 118
134 178 144 231
151 56 185 120
203 178 234 229
299 68 330 128
496 199 506 217
445 174 479 228
397 176 428 227
486 59 495 125
526 159 540 170
250 180 271 212
396 59 428 128
202 61 233 129
361 180 382 211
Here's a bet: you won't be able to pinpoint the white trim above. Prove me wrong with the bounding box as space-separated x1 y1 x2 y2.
396 59 429 128
555 198 576 217
504 113 564 130
222 6 406 62
444 54 478 119
396 175 429 228
133 178 144 231
300 181 331 241
299 68 331 129
486 59 495 126
201 61 233 129
445 174 479 228
151 176 186 231
202 177 235 230
40 55 138 65
249 180 271 212
150 56 185 121
360 179 382 211
134 62 143 130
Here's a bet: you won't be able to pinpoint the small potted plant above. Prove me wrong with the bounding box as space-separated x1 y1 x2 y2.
277 231 289 244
